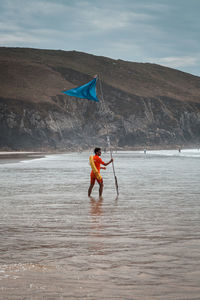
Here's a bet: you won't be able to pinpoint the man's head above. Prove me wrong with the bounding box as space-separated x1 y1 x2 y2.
94 147 101 156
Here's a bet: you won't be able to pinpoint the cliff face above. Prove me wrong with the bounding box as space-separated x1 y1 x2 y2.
0 47 200 150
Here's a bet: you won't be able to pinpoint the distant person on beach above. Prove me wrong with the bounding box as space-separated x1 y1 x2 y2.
88 147 113 198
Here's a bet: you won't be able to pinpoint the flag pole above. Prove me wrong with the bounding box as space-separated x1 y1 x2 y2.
62 74 119 196
97 75 119 196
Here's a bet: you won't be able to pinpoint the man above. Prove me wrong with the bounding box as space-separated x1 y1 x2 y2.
88 147 113 197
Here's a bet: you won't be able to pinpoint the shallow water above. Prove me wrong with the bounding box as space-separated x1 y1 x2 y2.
0 150 200 299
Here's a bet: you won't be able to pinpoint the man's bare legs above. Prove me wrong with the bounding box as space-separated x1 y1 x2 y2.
88 180 104 197
98 180 104 197
88 183 94 197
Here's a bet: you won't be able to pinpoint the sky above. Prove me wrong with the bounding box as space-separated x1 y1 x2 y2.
0 0 200 76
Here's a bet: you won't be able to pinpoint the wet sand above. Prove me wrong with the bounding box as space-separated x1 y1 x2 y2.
0 152 45 164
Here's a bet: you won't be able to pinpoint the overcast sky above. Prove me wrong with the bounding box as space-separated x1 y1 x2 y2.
0 0 200 76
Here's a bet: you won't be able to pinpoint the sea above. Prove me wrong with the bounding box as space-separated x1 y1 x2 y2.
0 149 200 300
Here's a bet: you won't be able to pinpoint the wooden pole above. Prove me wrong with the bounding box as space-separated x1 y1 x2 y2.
98 75 119 196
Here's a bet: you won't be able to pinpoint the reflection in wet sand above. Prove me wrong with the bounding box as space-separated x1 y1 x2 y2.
89 197 105 254
90 197 103 217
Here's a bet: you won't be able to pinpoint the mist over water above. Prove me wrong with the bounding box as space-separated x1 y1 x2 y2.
0 150 200 299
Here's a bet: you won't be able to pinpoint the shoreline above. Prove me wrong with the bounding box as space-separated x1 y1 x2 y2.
0 152 45 164
0 146 200 164
0 141 200 155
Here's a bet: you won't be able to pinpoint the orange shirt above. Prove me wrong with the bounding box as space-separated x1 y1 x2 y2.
91 155 105 174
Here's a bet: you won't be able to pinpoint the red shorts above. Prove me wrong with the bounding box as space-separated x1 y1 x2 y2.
90 173 103 185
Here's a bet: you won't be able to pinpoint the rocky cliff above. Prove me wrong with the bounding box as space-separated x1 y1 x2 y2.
0 47 200 150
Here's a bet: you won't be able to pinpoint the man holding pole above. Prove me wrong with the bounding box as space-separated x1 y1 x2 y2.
62 76 119 196
88 147 113 198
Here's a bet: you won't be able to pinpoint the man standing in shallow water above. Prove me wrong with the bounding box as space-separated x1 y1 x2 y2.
88 147 113 198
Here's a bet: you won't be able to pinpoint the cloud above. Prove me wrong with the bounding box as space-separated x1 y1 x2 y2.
0 0 160 54
149 56 199 68
0 0 200 76
0 32 40 45
84 9 155 31
90 40 143 61
0 0 157 33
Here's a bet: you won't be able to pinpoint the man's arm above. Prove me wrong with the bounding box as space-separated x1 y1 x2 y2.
103 158 113 166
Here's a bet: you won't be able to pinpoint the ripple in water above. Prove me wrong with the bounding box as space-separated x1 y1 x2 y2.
0 150 200 299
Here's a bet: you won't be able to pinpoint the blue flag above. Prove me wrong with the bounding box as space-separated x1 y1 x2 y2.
62 78 99 102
